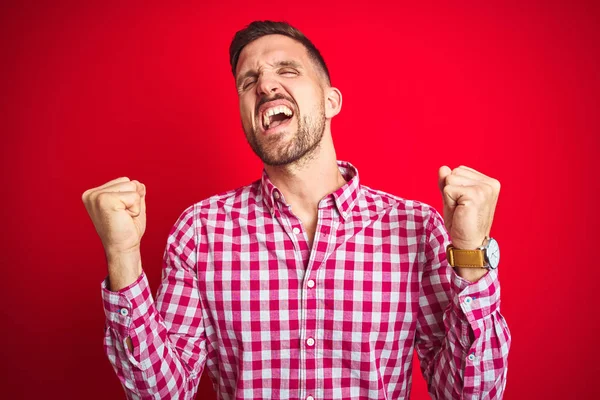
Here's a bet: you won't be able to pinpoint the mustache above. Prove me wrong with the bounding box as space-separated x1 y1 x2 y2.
255 93 296 115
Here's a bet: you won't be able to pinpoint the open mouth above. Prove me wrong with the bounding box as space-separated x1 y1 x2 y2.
261 105 294 132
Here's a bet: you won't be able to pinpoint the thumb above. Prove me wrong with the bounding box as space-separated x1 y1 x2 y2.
114 191 142 217
438 165 453 230
131 182 146 217
438 165 452 192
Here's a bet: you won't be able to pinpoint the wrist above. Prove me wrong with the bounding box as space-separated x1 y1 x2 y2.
450 237 487 251
106 248 142 291
447 236 497 282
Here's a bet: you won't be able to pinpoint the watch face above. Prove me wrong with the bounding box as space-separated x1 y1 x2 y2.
486 238 500 269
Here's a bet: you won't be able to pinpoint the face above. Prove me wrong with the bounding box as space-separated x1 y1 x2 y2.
235 34 328 166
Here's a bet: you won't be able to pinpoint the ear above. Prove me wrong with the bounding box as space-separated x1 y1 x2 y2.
324 87 342 119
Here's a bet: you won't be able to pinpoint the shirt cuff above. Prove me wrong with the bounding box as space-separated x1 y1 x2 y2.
101 272 154 339
450 268 501 327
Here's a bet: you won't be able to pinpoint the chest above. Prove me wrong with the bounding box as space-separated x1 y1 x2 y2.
196 214 423 349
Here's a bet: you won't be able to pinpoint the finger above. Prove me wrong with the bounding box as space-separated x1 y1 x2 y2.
458 165 489 175
140 193 146 217
456 167 501 194
96 177 131 190
438 165 452 192
97 191 142 216
442 185 481 206
442 185 458 208
139 185 146 215
453 166 500 187
90 181 143 202
451 166 490 182
104 180 143 193
124 191 143 217
446 174 493 190
83 177 128 200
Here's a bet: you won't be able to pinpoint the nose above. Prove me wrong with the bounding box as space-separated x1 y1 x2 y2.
256 74 281 96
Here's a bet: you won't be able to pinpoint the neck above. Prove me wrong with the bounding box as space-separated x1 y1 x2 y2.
264 131 346 217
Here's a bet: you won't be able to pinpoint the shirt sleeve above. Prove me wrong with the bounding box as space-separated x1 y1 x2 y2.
101 205 208 399
415 208 511 399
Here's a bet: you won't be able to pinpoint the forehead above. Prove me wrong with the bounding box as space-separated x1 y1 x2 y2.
236 34 310 76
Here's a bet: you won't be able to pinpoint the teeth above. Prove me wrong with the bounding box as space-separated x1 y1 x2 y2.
262 105 293 129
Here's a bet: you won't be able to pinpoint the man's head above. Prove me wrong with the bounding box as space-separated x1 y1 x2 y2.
229 21 342 167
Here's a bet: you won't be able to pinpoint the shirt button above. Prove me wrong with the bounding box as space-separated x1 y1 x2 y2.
306 396 315 400
273 191 280 200
292 227 301 235
306 337 315 347
307 279 315 288
119 308 129 316
468 353 476 361
464 296 473 305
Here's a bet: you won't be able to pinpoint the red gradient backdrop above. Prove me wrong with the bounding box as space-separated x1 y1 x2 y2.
1 1 599 399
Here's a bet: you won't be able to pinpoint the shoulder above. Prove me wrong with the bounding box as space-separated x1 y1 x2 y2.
359 184 442 225
358 185 448 258
177 180 263 223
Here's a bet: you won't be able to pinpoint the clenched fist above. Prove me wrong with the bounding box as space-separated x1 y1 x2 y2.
438 165 501 281
82 177 147 291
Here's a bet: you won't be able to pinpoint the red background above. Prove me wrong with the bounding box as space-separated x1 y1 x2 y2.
2 1 599 398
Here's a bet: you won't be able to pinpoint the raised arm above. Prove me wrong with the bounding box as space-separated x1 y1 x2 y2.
416 209 510 398
83 179 207 398
415 166 511 398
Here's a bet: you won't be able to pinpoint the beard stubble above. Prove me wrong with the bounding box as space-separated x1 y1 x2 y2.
245 95 326 167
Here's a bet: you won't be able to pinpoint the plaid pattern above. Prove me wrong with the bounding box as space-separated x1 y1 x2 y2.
102 160 510 399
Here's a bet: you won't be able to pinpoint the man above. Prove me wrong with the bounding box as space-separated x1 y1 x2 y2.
83 21 510 399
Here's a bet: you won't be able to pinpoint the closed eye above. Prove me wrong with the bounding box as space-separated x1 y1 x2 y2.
242 79 257 90
279 68 298 76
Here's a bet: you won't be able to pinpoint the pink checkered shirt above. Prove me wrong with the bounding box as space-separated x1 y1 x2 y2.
101 160 510 399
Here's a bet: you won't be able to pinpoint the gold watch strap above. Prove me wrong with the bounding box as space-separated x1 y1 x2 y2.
446 245 486 268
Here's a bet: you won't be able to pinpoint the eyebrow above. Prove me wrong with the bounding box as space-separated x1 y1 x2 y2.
236 60 303 88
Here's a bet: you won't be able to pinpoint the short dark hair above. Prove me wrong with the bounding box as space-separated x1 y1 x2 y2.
229 20 331 84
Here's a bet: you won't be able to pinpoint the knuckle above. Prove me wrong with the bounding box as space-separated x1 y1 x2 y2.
473 185 486 198
492 178 501 192
96 192 113 207
482 183 493 195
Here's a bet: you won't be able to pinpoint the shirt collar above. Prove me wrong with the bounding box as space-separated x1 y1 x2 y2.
260 160 360 221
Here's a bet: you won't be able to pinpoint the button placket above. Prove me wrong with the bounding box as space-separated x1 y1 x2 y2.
301 206 336 400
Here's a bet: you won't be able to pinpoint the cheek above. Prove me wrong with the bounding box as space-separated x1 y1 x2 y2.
293 85 324 113
239 99 255 126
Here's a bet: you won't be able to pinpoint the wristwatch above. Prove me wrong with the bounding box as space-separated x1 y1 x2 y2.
446 237 500 270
